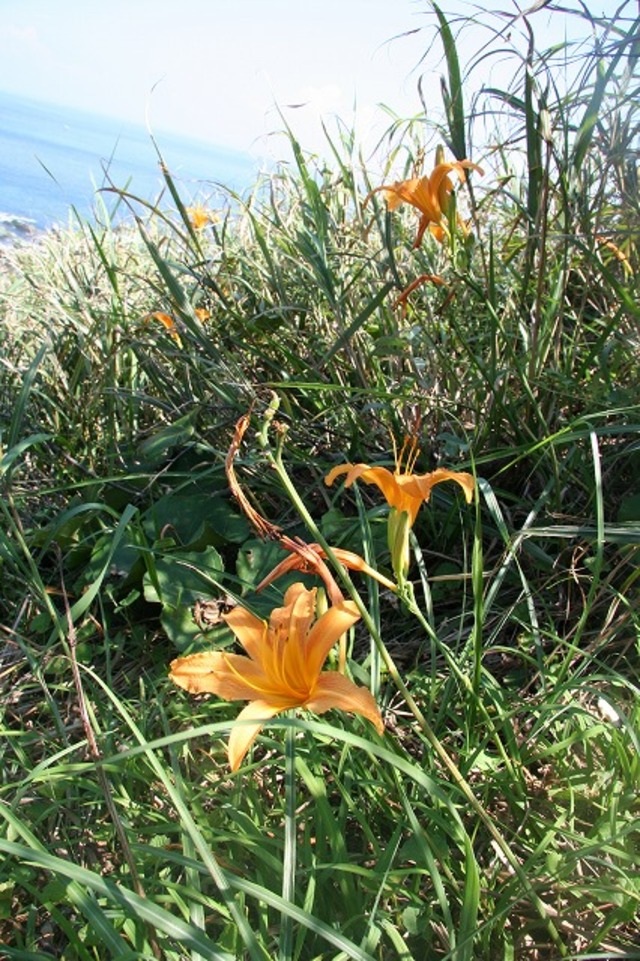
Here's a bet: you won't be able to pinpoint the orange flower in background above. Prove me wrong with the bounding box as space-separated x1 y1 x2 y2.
395 273 448 312
142 311 182 347
325 436 475 527
169 583 384 771
369 159 483 247
326 437 475 581
186 204 215 230
595 235 633 276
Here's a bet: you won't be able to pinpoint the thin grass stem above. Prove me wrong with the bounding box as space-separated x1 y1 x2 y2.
279 720 297 961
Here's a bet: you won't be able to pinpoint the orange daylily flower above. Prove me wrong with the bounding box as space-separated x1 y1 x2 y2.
369 159 483 248
325 437 475 526
169 583 384 771
325 437 475 581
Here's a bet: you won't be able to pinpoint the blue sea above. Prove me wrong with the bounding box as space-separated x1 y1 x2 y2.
0 90 258 241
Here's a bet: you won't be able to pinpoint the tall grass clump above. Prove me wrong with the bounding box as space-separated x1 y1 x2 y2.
0 2 638 959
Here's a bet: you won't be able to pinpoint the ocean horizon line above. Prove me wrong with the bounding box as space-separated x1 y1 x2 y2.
0 89 260 237
0 87 256 162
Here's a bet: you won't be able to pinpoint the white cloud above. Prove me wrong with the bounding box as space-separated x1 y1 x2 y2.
6 24 40 44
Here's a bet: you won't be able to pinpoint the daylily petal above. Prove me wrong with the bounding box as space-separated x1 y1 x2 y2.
409 176 442 220
429 163 460 208
306 672 384 735
331 547 397 591
429 223 447 244
217 651 312 701
395 273 448 309
414 214 432 248
326 462 398 508
186 205 212 229
256 542 396 594
393 474 428 524
380 177 421 211
402 468 475 504
303 600 361 679
260 584 316 694
436 175 455 214
324 462 358 487
254 553 301 593
282 582 316 647
380 176 441 220
326 462 423 523
169 651 230 695
223 605 267 665
170 651 275 699
143 311 183 347
227 699 287 771
458 160 484 176
266 583 315 645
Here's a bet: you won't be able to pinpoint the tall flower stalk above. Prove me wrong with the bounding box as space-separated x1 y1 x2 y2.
249 398 566 954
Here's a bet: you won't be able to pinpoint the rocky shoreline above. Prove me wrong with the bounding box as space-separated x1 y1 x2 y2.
0 212 41 246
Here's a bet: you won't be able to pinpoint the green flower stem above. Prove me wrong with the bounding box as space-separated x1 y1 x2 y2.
279 719 297 961
260 411 567 957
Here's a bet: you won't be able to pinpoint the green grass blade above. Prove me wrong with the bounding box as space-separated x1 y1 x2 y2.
455 835 480 961
432 3 466 159
6 342 49 452
0 840 234 961
321 282 393 365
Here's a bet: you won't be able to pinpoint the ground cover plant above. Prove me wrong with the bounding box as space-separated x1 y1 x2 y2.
0 2 639 958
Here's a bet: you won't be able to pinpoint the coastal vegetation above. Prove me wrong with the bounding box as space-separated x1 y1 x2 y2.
0 3 638 959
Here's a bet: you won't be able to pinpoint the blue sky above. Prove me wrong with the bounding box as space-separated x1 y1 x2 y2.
0 0 610 157
0 0 429 153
